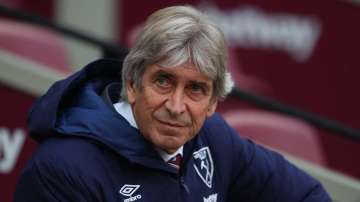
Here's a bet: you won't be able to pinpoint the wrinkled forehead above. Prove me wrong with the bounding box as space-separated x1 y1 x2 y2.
156 60 215 83
157 62 197 71
147 63 214 88
155 53 217 81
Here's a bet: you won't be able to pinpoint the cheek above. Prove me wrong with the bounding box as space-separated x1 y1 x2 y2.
143 87 166 105
188 106 211 134
137 89 164 111
134 89 166 128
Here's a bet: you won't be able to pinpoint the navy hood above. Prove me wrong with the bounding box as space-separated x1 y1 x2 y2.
27 59 163 164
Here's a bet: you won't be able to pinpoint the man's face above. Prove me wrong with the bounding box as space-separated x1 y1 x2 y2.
126 64 217 154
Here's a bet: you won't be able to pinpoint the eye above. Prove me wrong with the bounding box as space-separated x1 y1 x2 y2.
155 75 171 89
190 83 203 94
187 83 208 101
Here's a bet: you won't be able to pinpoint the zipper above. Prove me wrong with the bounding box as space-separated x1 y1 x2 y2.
180 176 190 194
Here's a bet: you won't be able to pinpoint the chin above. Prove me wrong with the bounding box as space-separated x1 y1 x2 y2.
156 136 186 152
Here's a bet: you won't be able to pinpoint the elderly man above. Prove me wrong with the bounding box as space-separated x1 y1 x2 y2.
15 5 330 202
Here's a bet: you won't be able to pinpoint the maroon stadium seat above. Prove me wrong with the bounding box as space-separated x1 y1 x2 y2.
223 109 327 166
0 19 70 73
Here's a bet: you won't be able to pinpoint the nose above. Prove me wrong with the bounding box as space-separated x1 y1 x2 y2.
165 87 186 116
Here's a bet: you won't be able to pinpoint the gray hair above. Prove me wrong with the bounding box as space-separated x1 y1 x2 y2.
121 5 234 101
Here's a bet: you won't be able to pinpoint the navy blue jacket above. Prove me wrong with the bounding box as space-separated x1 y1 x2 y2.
14 59 331 202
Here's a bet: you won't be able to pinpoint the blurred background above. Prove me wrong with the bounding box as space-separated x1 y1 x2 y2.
0 0 360 201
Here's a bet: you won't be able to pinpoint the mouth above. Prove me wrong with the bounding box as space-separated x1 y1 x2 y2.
156 118 186 128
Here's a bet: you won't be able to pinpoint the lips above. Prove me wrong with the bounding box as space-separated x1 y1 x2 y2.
156 118 186 127
153 107 191 127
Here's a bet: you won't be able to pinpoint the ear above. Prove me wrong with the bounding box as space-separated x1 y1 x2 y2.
126 79 137 104
206 100 218 118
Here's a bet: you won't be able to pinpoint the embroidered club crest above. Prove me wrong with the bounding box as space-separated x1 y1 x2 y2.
193 147 214 188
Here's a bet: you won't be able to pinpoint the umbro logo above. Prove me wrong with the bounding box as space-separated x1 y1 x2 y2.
119 184 142 202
